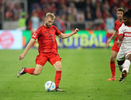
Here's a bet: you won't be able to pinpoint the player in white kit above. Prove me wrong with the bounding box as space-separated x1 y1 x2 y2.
117 9 131 82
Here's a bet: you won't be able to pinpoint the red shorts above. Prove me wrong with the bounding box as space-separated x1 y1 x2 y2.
35 52 61 66
111 42 120 53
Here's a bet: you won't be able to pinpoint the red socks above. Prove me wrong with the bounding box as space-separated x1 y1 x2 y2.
110 61 115 77
55 71 62 88
24 68 35 75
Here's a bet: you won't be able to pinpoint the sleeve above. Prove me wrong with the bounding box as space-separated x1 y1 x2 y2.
32 27 41 39
54 26 62 35
118 24 124 36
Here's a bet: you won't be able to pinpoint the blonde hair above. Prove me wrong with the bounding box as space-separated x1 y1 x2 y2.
45 12 56 20
117 8 124 13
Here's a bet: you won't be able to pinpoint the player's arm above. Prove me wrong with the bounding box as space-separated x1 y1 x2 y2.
58 28 79 39
117 35 123 47
19 38 35 60
117 24 124 47
106 30 117 46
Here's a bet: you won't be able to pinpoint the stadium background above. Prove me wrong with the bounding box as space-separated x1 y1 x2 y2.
1 0 131 100
1 0 131 49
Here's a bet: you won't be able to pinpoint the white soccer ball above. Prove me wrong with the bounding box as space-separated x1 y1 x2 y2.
44 81 56 91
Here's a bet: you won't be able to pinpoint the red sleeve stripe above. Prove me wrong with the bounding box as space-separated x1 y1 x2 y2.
125 51 131 57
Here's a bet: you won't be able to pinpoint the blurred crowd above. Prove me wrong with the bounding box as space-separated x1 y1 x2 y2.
0 0 2 12
3 0 131 30
3 0 24 21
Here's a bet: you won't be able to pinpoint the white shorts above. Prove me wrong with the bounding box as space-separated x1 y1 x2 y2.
117 47 131 61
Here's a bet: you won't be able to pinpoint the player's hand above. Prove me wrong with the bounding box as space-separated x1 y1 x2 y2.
19 53 25 60
106 38 111 47
74 28 79 34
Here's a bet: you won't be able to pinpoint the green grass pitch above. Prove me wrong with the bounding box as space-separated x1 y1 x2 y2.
0 48 131 100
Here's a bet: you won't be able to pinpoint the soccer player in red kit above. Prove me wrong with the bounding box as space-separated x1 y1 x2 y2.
106 8 124 81
17 12 79 91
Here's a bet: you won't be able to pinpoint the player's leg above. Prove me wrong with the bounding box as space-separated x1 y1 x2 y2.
116 49 127 82
53 61 62 86
116 47 125 71
107 42 119 81
117 60 124 81
17 53 48 77
17 64 45 77
49 53 63 91
119 54 131 82
123 53 131 73
110 50 117 78
117 60 124 72
107 50 117 81
53 61 63 91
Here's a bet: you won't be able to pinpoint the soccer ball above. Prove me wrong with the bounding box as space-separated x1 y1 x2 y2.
44 81 56 91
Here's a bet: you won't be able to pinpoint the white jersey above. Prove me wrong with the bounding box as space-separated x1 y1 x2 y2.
119 23 131 49
117 23 131 61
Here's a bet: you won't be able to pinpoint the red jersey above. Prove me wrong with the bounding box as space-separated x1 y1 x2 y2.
114 20 123 41
32 25 61 53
